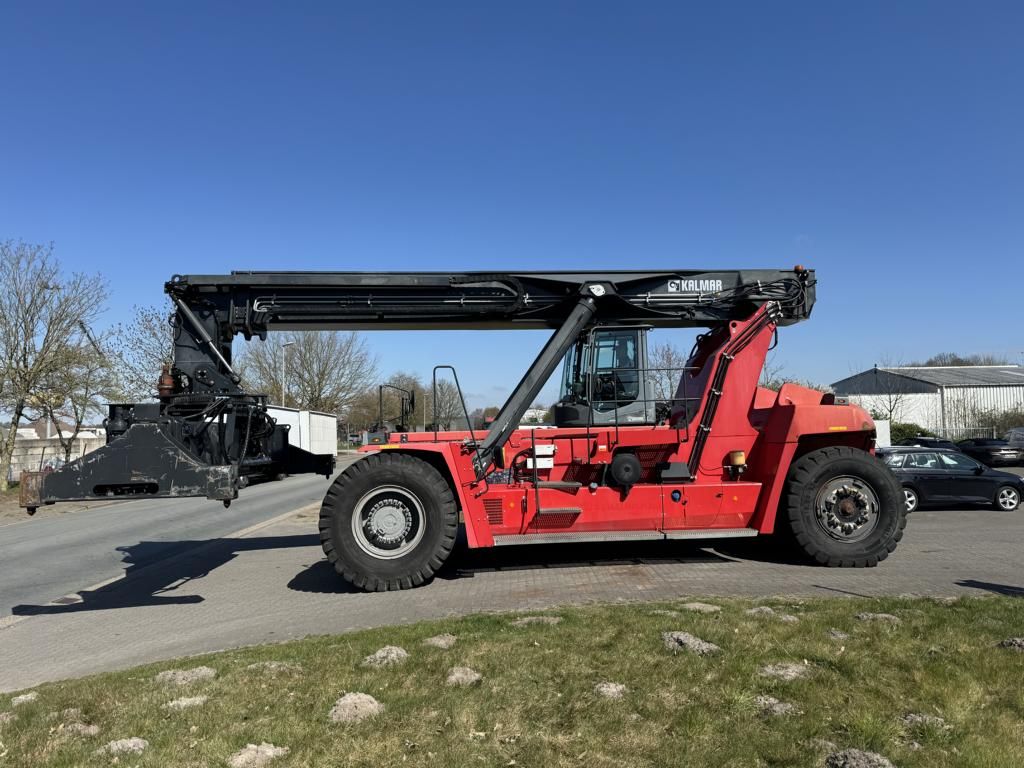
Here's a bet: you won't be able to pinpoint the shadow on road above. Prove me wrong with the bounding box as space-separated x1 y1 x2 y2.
11 534 326 615
287 530 740 595
955 579 1024 597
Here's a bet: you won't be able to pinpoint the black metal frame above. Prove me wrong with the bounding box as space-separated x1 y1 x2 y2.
23 268 814 511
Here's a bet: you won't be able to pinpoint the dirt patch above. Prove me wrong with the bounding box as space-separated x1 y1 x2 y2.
227 742 290 768
755 695 798 716
650 609 680 617
446 667 482 686
511 615 562 627
12 692 38 707
679 602 721 614
594 682 626 699
855 612 901 625
828 628 850 641
246 661 302 674
164 696 208 710
662 631 721 656
423 633 457 649
155 666 217 685
362 646 409 668
999 637 1024 651
329 693 383 723
97 737 149 754
759 662 811 681
824 748 895 768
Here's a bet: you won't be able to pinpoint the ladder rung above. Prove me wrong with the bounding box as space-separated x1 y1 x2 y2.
534 481 583 490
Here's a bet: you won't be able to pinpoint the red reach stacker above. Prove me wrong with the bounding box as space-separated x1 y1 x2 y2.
22 268 906 590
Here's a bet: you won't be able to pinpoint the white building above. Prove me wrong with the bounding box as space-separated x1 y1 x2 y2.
832 365 1024 435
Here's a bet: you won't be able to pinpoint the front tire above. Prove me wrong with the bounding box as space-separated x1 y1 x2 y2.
903 487 919 514
994 486 1020 512
319 453 458 591
780 447 906 567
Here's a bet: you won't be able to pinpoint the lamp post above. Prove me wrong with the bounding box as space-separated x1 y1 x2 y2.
280 340 295 406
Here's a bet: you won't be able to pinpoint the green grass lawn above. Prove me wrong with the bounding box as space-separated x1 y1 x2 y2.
2 597 1023 767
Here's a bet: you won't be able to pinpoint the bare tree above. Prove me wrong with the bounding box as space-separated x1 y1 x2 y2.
864 361 914 422
110 304 174 400
37 331 119 462
346 371 425 430
235 331 376 416
649 341 689 400
0 241 106 490
428 378 465 430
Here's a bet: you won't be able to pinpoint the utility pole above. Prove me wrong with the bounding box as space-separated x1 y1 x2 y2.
280 340 295 407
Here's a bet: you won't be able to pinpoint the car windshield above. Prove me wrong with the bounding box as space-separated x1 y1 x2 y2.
882 453 905 468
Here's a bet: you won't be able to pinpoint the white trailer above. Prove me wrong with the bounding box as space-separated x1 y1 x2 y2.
266 407 337 455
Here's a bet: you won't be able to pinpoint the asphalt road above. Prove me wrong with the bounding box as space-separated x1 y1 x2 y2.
1 485 1022 692
0 470 341 618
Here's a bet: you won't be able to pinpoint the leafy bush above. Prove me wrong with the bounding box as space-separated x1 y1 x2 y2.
890 422 937 444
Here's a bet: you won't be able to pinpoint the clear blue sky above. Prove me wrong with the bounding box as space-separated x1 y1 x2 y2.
2 1 1022 409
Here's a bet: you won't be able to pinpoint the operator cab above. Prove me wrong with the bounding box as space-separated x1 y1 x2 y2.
553 326 657 427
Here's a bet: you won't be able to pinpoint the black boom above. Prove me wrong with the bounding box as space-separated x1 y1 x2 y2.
22 268 815 511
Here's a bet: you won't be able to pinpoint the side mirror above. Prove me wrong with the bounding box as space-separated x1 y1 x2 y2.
974 465 985 474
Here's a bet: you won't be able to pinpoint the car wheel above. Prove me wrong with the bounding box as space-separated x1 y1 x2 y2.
994 486 1020 512
903 487 919 514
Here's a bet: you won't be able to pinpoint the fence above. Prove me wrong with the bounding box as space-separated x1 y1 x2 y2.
5 435 105 484
928 426 1001 442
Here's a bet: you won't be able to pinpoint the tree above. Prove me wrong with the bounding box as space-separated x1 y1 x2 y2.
235 331 376 416
346 371 425 430
864 361 913 422
649 341 689 401
0 241 106 490
110 304 174 400
37 331 120 462
427 377 465 430
911 352 1010 367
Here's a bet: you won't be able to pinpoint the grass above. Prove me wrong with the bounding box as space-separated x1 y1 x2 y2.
2 597 1023 767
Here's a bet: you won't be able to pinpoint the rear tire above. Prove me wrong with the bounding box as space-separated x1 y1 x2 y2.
994 485 1020 512
780 447 906 567
319 453 458 591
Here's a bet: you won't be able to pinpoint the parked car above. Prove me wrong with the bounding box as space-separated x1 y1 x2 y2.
957 438 1024 467
895 436 961 451
878 447 1024 513
1005 427 1024 448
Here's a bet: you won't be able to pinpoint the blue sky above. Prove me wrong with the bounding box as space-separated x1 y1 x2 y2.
2 1 1022 409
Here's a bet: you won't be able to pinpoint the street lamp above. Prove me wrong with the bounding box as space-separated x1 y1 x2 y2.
280 341 295 406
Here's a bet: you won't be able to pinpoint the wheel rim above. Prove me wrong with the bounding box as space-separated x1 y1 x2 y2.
814 476 881 542
351 485 426 559
998 488 1019 511
904 489 917 512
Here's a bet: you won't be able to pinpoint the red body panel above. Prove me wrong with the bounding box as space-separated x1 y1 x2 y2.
359 308 875 548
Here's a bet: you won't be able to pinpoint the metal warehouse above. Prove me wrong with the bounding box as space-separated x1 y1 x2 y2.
831 365 1024 434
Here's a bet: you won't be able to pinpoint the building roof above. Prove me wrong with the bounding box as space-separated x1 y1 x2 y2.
881 366 1024 387
832 365 1024 392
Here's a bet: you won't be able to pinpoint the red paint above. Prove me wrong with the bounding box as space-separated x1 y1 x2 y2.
359 306 876 547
